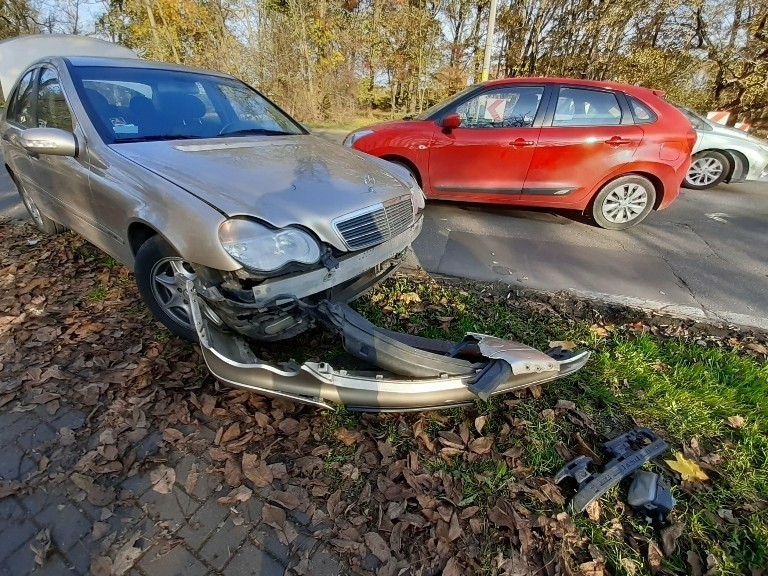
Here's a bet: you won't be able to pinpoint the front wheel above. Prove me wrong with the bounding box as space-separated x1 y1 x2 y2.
684 151 729 190
14 176 65 235
134 235 199 341
590 175 656 230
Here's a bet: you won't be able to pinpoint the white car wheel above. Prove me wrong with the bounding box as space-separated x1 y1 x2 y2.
684 151 729 190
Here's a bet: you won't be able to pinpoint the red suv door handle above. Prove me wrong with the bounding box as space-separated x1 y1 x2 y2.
605 136 633 146
510 138 535 147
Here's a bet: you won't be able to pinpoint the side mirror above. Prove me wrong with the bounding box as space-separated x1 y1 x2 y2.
20 128 78 157
440 113 461 130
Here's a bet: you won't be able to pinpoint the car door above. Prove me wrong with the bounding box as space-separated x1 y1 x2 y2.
2 69 39 194
523 85 643 204
7 66 95 233
427 84 548 202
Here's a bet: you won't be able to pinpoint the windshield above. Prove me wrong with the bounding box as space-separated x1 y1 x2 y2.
69 65 305 143
415 84 479 120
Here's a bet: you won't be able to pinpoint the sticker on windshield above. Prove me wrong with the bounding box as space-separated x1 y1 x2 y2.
111 122 139 135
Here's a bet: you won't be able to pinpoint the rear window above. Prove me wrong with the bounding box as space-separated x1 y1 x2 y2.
553 87 622 126
628 96 657 124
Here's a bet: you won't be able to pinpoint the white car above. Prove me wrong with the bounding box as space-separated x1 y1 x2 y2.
678 106 768 190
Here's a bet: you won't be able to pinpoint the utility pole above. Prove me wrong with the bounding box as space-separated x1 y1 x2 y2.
481 0 498 81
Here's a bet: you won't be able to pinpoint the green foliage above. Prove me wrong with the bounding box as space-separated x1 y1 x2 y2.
355 275 768 573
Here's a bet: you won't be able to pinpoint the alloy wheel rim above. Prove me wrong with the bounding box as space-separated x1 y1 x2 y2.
601 183 649 224
149 258 196 329
687 157 724 186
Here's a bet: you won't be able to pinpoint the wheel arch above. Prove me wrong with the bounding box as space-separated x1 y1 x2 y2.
589 171 665 211
692 148 740 181
127 221 161 258
630 171 665 210
5 163 17 183
722 149 749 181
380 154 423 187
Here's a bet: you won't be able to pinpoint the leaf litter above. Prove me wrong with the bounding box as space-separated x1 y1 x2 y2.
1 222 767 575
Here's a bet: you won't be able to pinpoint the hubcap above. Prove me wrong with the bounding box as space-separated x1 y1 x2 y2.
150 258 196 329
601 183 649 224
19 184 45 228
687 156 724 186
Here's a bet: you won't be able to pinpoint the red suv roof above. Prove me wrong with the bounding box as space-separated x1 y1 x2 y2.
482 77 666 99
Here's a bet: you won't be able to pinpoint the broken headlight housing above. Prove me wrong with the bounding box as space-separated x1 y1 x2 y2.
219 219 320 273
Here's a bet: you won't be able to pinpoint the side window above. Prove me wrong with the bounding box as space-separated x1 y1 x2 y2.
37 68 74 131
677 106 709 131
6 70 36 128
553 87 622 126
628 96 657 124
454 86 544 128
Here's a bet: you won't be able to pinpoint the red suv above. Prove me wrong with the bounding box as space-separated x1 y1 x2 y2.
345 78 696 229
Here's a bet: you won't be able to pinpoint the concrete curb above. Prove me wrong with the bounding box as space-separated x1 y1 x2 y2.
565 289 768 333
400 254 768 334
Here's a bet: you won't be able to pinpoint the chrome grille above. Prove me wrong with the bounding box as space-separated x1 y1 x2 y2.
335 197 414 250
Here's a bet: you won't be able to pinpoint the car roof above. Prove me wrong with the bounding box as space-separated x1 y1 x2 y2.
482 77 664 98
63 56 234 79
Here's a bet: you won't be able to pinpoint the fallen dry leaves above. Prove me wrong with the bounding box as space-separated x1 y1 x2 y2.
149 465 176 494
2 222 761 576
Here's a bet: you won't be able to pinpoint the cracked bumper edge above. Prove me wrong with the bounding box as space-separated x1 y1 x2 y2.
186 281 590 411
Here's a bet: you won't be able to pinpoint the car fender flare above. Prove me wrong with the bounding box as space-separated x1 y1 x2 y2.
586 162 672 210
722 149 749 181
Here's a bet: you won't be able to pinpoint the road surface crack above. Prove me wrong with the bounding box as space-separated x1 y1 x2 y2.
660 256 728 324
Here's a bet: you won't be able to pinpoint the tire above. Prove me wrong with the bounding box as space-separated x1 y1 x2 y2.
684 151 729 190
134 235 199 342
13 176 65 235
590 175 656 230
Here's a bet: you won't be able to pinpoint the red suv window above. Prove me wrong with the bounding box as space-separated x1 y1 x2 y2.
554 87 622 126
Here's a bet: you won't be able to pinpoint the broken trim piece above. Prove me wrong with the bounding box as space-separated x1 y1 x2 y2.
554 428 669 513
185 281 590 411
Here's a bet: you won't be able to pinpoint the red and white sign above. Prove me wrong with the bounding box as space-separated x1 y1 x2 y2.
707 110 730 124
485 98 506 122
707 110 751 132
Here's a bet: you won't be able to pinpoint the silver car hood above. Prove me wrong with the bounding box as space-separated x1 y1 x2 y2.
112 135 413 251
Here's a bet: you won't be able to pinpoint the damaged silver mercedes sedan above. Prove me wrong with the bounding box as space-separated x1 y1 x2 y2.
1 37 588 411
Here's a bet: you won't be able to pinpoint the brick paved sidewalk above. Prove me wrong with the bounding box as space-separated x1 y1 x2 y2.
0 404 342 576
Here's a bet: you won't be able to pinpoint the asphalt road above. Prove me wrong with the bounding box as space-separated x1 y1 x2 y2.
410 182 768 326
2 136 767 326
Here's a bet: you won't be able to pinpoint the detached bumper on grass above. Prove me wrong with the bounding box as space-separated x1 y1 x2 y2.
184 280 590 411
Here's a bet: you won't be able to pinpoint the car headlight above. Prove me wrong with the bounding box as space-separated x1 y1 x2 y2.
219 219 320 272
343 129 374 147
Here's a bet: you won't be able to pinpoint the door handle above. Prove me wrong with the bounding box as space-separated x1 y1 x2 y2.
510 138 535 147
605 136 633 146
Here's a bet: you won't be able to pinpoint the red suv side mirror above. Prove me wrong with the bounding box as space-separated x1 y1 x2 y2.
440 113 461 130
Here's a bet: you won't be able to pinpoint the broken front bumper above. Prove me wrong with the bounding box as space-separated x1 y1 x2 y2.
186 281 590 411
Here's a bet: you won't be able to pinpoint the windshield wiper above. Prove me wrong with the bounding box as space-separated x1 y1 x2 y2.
113 135 202 143
216 128 292 137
